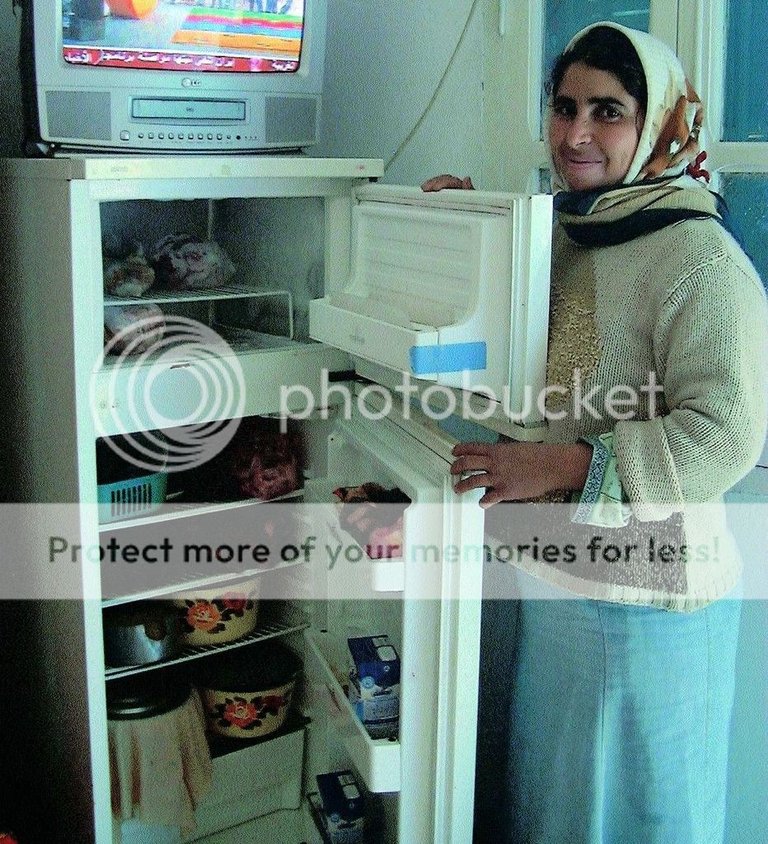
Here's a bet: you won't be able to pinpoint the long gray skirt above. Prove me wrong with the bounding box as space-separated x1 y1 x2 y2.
500 585 741 844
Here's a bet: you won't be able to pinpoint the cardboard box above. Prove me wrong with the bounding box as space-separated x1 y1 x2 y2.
314 770 365 844
347 635 400 740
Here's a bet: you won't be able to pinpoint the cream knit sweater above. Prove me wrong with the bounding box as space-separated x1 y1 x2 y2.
516 217 768 610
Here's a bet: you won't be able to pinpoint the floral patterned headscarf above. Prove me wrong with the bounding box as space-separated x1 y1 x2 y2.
550 22 723 246
551 21 709 188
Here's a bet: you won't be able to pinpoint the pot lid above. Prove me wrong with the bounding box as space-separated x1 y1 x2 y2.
107 674 190 720
103 601 177 638
194 641 301 692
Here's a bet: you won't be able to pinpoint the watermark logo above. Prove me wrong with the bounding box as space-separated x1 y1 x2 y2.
91 316 245 472
279 369 664 428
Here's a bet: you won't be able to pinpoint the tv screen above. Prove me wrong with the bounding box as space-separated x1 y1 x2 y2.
23 0 326 155
63 1 305 74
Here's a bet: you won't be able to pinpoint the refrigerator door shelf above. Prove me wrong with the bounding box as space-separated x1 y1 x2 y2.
319 415 467 601
306 631 401 793
302 407 484 841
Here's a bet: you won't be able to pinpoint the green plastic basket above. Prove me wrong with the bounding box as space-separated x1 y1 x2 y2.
97 472 168 524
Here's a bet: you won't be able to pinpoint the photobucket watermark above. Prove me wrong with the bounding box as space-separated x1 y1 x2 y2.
279 369 664 429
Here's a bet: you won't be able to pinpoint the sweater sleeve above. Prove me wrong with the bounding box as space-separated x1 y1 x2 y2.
612 250 768 520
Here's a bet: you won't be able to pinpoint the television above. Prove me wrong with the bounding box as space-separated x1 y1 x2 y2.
21 0 327 155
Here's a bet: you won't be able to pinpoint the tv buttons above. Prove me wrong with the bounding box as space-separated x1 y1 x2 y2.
120 131 130 141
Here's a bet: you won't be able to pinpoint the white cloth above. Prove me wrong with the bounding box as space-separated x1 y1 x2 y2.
109 689 212 835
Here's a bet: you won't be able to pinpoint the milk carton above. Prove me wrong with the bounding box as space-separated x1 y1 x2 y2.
315 770 365 844
347 635 400 740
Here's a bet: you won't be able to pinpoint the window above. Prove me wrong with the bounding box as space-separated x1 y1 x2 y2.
543 0 651 89
723 0 768 141
676 0 768 287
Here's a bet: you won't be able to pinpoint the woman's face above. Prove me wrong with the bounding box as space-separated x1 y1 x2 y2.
548 61 645 191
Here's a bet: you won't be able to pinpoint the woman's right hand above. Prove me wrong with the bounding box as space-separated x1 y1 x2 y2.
420 174 474 192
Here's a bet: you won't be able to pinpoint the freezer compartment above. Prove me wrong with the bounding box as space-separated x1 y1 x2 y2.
310 185 553 426
100 196 329 345
95 194 354 435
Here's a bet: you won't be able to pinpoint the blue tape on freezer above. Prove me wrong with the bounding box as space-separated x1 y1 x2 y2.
409 341 487 375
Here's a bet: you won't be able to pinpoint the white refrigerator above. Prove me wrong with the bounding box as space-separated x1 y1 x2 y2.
0 155 551 844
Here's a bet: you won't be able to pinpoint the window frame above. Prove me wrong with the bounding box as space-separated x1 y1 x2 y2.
677 0 768 181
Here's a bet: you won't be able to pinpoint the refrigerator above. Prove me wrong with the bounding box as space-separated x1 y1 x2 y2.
0 155 552 844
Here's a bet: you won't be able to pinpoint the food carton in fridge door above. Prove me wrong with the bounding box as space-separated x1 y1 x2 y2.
313 770 365 844
347 635 400 740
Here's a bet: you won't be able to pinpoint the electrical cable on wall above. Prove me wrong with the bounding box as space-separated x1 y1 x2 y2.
384 0 481 173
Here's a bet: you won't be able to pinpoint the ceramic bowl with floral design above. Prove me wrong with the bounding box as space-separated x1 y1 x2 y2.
196 641 302 739
172 578 261 646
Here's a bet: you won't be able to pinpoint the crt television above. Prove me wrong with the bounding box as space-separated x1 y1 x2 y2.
21 0 327 155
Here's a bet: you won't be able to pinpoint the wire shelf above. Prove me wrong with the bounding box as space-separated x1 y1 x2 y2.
104 604 310 681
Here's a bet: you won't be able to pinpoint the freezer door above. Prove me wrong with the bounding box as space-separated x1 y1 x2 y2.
309 184 552 411
309 410 484 844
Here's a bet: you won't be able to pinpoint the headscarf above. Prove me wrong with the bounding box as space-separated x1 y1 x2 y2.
549 22 727 247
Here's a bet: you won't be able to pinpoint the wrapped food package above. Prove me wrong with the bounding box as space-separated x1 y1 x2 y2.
333 483 410 559
227 417 301 501
151 234 236 290
103 242 156 298
104 303 165 355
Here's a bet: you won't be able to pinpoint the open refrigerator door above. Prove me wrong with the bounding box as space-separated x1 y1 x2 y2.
299 394 485 844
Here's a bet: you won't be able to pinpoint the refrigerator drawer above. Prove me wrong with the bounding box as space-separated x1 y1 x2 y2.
184 726 305 841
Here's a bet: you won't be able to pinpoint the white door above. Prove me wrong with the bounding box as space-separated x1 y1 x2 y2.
310 184 553 431
303 395 485 843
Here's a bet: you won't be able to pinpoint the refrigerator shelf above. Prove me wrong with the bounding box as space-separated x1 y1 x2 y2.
305 632 400 794
97 489 304 532
104 603 309 680
100 556 305 608
104 284 292 308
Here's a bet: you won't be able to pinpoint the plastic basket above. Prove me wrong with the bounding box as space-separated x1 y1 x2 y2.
97 472 168 524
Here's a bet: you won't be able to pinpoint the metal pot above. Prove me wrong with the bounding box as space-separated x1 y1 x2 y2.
103 601 180 668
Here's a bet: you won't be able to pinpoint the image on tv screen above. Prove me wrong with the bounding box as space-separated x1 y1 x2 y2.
62 0 305 73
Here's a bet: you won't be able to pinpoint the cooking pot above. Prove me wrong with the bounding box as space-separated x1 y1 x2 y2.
172 578 261 647
103 601 180 667
196 641 301 739
107 674 191 720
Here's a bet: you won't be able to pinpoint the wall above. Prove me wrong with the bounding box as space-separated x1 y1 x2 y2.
314 0 483 186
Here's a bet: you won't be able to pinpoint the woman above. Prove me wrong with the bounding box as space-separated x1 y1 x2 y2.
424 22 767 843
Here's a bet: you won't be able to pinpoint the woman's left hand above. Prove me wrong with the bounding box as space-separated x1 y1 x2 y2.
450 441 593 508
